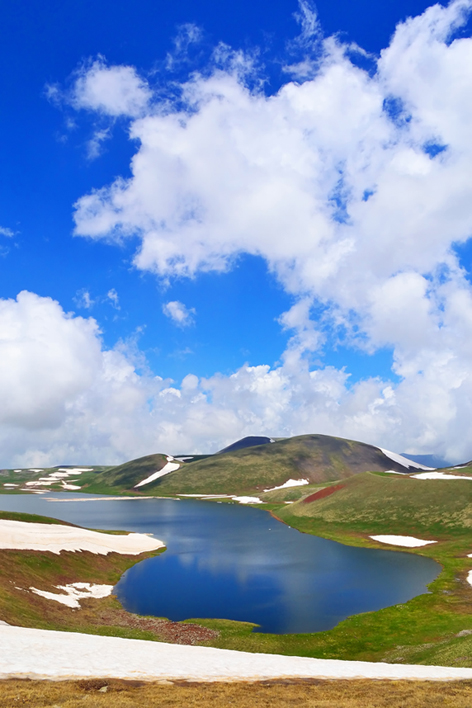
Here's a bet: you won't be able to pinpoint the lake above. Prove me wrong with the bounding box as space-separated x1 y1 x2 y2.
0 493 440 634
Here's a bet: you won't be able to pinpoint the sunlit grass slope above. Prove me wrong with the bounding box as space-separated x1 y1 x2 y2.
278 471 472 537
88 454 169 492
148 435 411 495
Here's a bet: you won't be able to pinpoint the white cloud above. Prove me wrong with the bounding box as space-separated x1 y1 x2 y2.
0 292 102 429
162 300 195 327
107 288 120 309
72 58 151 117
74 289 94 309
16 0 472 465
2 290 472 467
0 226 14 238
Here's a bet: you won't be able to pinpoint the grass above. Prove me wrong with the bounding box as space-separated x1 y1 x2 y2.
1 679 472 708
146 435 412 495
1 469 472 672
0 511 218 646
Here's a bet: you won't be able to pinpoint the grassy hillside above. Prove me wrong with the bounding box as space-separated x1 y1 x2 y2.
152 434 411 495
86 453 169 491
0 511 219 646
278 470 472 537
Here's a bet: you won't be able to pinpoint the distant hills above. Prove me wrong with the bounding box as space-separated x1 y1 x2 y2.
81 433 434 496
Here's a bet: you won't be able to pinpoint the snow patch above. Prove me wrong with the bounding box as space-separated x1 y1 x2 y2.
47 496 156 502
178 494 231 498
412 471 472 481
370 535 437 548
2 626 472 681
264 479 309 492
232 496 263 504
0 520 164 555
383 470 406 475
30 583 113 609
134 461 180 488
467 570 472 588
380 448 435 470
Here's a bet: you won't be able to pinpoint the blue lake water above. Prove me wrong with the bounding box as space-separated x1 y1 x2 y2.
0 493 440 634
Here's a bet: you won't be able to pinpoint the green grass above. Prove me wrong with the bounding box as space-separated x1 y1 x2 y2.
2 467 472 668
148 435 412 495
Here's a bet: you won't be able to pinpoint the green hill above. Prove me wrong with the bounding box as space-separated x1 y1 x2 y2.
138 434 414 495
91 453 170 490
277 469 472 538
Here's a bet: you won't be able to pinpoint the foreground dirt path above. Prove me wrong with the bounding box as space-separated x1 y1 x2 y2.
1 678 472 708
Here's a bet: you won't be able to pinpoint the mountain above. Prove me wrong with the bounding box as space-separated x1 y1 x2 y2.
95 453 170 489
91 434 430 496
216 436 274 454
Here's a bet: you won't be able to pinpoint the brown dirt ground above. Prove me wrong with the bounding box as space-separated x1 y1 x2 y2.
1 679 472 708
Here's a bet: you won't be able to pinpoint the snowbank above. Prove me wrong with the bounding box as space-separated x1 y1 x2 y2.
0 520 164 555
232 496 263 504
379 449 434 470
30 583 113 609
1 625 472 681
370 535 437 548
135 457 180 488
412 471 472 481
263 479 309 493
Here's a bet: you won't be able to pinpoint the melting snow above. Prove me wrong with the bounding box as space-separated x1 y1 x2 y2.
232 496 263 504
135 458 180 488
1 626 472 681
30 583 113 609
263 479 309 492
412 471 472 481
380 449 435 470
0 520 164 555
370 535 437 548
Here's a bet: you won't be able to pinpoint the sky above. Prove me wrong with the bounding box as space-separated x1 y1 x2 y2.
1 0 472 466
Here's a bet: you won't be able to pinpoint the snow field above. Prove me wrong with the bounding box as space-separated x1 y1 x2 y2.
370 535 437 548
134 457 180 488
1 626 472 682
263 479 309 493
412 471 472 481
379 449 434 471
30 583 113 609
0 520 164 555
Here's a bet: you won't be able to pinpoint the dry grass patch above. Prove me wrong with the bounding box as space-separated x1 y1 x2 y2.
1 679 472 707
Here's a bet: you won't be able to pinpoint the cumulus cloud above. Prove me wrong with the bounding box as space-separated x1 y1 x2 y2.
0 226 14 238
2 290 472 467
17 0 472 464
72 58 151 117
162 300 195 327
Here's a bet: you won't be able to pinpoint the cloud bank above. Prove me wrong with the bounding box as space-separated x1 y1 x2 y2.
2 284 472 468
4 1 472 466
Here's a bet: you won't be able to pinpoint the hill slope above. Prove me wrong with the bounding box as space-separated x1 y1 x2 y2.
278 470 472 537
94 454 170 490
149 434 419 495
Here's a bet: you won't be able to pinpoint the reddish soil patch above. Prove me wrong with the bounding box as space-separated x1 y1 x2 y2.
302 484 345 503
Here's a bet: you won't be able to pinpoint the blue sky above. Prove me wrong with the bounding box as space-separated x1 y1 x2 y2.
1 0 472 466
